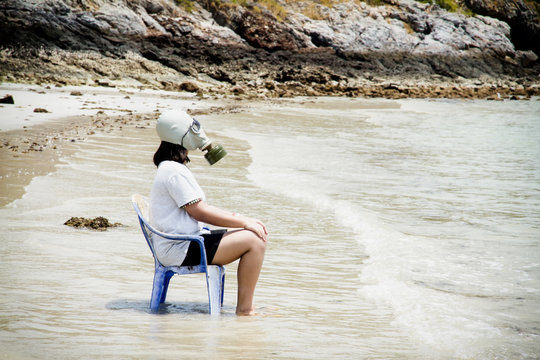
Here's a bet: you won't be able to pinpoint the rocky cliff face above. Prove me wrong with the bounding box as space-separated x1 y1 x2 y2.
0 0 538 98
464 0 540 54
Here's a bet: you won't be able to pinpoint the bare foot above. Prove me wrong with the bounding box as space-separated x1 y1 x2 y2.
236 307 256 316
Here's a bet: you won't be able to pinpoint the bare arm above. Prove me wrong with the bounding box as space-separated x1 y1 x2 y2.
185 200 268 241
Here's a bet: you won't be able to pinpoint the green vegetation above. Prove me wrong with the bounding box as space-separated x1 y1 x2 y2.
175 0 196 12
289 0 344 20
298 2 325 19
416 0 473 14
311 0 385 7
319 0 337 6
302 0 474 14
195 0 287 21
176 0 483 18
290 0 387 20
364 0 385 5
434 0 459 12
256 0 288 20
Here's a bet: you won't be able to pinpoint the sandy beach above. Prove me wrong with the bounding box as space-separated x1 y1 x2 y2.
2 81 538 207
0 83 252 206
1 84 147 206
1 83 539 359
2 0 540 356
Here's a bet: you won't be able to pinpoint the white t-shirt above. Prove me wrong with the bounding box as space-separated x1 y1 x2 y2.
149 161 208 266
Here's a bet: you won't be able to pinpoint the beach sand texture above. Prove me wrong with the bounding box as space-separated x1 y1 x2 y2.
1 87 397 359
0 83 242 205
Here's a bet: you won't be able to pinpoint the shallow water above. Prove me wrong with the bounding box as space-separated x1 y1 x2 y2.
1 97 539 359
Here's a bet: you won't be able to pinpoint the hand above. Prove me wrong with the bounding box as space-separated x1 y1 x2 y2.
243 218 268 242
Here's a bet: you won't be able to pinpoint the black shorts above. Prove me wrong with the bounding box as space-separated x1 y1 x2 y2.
181 229 226 266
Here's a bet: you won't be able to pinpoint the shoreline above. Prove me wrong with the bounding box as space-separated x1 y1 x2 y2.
0 112 157 207
1 82 538 206
0 83 206 206
0 82 273 206
3 64 540 101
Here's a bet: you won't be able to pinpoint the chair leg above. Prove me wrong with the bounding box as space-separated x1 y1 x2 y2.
150 269 166 313
220 267 225 307
160 273 173 304
207 265 224 315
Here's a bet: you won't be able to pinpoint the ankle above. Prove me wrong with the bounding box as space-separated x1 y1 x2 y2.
236 306 255 316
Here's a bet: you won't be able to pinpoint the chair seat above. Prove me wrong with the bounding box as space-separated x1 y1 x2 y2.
132 194 225 314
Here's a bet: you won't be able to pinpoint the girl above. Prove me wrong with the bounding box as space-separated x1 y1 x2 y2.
149 111 267 316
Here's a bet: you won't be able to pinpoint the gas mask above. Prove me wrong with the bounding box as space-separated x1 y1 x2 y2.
156 110 227 165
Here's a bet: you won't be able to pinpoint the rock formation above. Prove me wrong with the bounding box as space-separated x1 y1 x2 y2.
0 0 538 98
64 216 122 231
464 0 540 54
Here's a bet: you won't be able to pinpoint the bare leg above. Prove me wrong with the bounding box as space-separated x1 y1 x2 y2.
211 229 266 316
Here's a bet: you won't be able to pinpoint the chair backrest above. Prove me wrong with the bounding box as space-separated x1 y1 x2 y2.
131 194 208 269
132 194 149 220
131 194 157 256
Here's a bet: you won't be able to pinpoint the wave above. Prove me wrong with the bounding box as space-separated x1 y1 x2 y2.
243 131 508 359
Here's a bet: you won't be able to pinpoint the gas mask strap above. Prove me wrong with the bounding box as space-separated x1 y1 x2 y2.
180 129 189 148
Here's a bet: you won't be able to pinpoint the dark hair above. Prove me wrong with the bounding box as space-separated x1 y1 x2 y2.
153 141 190 167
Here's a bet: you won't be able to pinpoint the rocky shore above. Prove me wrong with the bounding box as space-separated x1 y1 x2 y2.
1 0 539 99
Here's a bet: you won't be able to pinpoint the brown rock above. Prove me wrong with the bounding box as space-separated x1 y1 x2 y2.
231 85 246 94
179 81 200 92
517 50 538 67
64 216 121 231
0 95 14 104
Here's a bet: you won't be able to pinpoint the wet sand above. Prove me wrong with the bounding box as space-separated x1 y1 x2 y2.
2 82 539 207
0 83 247 206
2 88 539 359
0 82 310 207
0 95 401 359
0 111 159 206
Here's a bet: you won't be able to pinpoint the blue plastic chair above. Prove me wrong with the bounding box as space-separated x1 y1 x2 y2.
131 194 225 315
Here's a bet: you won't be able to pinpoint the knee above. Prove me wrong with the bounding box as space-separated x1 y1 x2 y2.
248 231 267 254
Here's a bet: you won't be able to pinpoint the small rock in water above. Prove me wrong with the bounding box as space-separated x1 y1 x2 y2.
0 95 14 104
70 90 83 96
64 216 122 231
33 108 49 113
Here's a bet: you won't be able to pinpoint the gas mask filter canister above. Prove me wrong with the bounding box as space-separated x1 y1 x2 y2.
156 110 227 165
